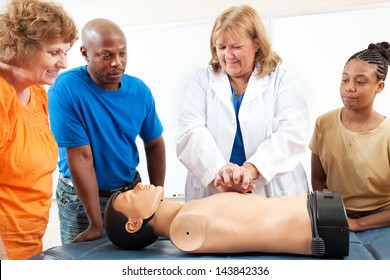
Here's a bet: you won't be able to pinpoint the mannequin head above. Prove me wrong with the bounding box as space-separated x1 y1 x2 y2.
104 183 164 250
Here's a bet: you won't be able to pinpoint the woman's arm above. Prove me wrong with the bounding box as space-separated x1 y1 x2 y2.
176 69 225 186
0 234 8 260
245 67 310 183
311 153 327 191
348 209 390 231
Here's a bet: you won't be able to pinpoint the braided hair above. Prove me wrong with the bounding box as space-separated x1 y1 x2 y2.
346 42 390 81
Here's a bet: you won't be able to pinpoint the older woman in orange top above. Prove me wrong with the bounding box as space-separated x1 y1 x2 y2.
0 0 77 259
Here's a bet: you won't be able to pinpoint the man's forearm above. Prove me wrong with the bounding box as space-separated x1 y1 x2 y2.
67 146 103 229
145 136 166 186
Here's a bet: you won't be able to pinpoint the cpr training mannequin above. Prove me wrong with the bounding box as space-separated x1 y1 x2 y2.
104 183 349 257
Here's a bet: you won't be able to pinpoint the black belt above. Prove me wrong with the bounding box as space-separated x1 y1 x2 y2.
98 171 141 197
347 209 379 219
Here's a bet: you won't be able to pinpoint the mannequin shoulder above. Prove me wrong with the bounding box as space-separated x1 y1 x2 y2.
169 213 209 252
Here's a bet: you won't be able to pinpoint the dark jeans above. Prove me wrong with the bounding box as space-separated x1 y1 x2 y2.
56 178 109 244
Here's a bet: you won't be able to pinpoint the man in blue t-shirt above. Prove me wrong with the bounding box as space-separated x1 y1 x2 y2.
48 18 166 244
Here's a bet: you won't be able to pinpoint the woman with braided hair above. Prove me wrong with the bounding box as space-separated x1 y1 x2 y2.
310 42 390 232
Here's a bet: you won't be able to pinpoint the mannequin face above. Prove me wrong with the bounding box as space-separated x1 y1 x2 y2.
113 183 164 221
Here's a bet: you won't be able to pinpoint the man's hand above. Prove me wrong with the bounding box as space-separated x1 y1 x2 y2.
72 224 103 243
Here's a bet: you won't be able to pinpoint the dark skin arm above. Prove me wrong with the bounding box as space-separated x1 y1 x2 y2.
311 152 327 191
311 152 390 231
66 145 103 242
66 136 165 243
144 135 166 186
348 209 390 232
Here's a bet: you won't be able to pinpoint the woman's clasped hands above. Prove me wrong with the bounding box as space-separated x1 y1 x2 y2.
213 162 258 193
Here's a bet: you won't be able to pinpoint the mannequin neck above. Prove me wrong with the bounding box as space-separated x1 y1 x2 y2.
148 200 183 239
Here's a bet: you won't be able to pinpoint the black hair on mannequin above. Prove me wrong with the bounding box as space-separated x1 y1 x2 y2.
104 191 157 250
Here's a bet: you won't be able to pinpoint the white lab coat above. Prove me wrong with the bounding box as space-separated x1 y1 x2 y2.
176 64 309 201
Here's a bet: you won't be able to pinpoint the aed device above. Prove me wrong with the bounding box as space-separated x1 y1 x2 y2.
307 189 349 258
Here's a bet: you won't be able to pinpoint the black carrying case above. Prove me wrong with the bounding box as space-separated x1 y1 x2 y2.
314 189 350 257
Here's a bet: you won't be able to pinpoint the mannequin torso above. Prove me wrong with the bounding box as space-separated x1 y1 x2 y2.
169 192 312 255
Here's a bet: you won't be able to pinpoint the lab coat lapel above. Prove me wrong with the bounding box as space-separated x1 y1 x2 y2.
241 70 271 105
209 71 235 113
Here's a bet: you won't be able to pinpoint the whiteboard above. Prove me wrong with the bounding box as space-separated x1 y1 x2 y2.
271 5 390 175
124 21 213 196
60 5 390 197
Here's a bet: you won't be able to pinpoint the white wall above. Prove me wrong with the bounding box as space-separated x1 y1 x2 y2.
2 0 389 25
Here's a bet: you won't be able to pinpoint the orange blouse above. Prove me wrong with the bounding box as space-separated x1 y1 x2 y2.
0 76 58 259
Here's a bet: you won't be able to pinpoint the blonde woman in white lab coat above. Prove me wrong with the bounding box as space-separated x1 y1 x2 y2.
176 5 310 201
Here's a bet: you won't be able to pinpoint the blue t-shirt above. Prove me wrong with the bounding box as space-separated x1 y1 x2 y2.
48 66 163 190
229 87 246 165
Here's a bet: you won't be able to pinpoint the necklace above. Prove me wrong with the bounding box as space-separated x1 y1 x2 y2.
340 109 384 147
341 110 378 133
232 82 248 98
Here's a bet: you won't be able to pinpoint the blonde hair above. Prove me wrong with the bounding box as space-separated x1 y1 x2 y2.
0 0 78 66
209 5 281 78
